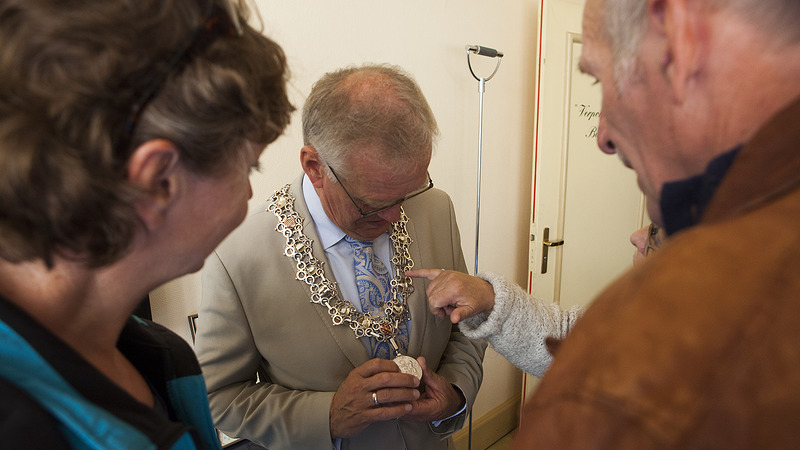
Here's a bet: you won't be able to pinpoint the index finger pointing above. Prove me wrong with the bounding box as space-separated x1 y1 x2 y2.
405 268 445 280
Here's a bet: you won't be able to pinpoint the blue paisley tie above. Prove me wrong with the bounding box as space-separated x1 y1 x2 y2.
345 236 409 359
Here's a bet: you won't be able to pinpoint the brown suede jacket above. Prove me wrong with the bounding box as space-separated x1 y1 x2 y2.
514 97 800 449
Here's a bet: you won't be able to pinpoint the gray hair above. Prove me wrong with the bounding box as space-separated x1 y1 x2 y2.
301 64 439 180
602 0 800 90
722 0 800 44
602 0 648 90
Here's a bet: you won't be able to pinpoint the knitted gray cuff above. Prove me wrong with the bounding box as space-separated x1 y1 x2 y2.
458 272 513 340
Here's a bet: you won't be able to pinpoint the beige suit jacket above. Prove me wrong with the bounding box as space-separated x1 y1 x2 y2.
196 175 486 449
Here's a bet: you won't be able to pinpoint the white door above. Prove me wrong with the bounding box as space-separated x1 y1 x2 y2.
523 0 646 399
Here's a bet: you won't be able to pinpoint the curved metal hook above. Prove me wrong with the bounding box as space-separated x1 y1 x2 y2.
466 48 503 82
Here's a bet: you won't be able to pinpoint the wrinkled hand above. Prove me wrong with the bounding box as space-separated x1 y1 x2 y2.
330 358 421 439
406 269 495 323
402 356 463 423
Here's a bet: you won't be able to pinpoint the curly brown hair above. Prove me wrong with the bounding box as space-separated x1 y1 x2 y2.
0 0 293 267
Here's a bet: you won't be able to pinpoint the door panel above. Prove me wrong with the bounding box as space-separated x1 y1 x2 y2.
557 36 645 309
524 0 645 399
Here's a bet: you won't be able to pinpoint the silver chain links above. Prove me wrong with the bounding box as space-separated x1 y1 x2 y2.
268 185 415 343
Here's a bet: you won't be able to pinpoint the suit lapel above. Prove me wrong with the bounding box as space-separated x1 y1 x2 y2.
286 177 370 368
404 213 427 358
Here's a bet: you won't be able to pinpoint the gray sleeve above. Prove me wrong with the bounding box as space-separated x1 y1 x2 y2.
458 272 582 377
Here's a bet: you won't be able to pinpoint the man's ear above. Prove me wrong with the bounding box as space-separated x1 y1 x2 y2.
127 139 182 230
300 145 327 188
652 0 701 103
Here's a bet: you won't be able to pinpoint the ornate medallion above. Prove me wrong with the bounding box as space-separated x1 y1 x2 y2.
393 354 423 380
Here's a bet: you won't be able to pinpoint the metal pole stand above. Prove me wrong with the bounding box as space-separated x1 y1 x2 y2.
465 44 503 276
464 43 503 450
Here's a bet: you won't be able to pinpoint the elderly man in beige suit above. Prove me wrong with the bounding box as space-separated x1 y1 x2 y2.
195 64 486 449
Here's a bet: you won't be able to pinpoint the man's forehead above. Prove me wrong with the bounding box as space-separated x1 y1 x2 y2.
579 36 602 73
579 0 607 73
582 0 605 42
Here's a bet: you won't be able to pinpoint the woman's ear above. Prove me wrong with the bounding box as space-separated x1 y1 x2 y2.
300 145 327 188
127 139 182 230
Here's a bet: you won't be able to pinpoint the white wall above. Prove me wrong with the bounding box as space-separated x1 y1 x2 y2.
150 0 540 421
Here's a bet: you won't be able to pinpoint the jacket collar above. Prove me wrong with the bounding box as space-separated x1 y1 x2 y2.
660 146 740 236
703 95 800 224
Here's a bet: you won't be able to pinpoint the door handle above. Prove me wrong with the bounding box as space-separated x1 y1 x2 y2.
541 227 564 274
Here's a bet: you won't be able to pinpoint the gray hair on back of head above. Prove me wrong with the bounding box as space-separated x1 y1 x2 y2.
603 0 648 91
602 0 800 90
301 63 438 180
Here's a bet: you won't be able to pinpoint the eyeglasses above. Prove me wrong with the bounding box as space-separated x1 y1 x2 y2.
328 165 434 217
115 0 243 156
645 222 662 257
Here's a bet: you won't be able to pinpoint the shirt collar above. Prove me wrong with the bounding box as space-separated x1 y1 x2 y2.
660 145 742 236
302 174 347 250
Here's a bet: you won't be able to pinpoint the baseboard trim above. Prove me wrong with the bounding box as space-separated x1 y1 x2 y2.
452 395 520 450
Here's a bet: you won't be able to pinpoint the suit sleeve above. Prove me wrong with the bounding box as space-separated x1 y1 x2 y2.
195 250 336 449
427 195 488 435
